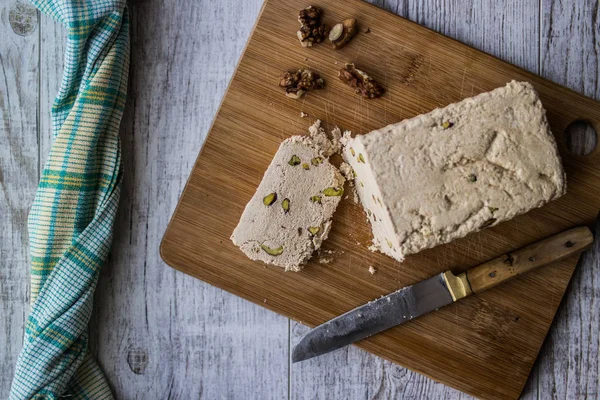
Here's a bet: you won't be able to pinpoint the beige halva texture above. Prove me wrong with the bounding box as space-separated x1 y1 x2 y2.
342 81 566 262
231 121 345 271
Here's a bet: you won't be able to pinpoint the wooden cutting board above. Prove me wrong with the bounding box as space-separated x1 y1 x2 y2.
160 0 600 398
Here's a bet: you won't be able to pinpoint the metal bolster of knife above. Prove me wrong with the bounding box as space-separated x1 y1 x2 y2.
442 271 473 301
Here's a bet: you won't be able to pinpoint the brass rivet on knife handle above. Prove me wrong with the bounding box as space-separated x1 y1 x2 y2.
466 226 594 294
442 271 473 301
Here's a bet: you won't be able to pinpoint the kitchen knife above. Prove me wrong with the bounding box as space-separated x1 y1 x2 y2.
292 226 594 363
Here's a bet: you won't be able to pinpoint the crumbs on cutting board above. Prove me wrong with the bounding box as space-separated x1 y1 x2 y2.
319 255 333 264
368 266 377 274
300 111 308 118
318 248 333 264
318 248 343 264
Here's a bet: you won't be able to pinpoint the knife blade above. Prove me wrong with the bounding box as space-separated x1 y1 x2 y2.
292 273 452 363
292 226 594 363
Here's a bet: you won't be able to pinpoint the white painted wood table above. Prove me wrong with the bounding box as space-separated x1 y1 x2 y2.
1 0 599 398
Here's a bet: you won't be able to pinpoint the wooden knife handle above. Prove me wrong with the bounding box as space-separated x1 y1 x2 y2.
443 226 594 301
467 226 593 293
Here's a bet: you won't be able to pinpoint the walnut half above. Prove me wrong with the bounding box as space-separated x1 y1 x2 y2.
297 6 328 48
279 69 324 99
329 18 358 49
338 63 385 99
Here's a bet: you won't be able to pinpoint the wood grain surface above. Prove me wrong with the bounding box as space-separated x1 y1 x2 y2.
160 0 600 399
2 0 600 399
0 0 38 393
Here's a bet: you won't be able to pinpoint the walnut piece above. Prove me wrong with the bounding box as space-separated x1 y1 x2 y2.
338 63 384 99
279 69 324 99
297 6 328 48
329 18 358 49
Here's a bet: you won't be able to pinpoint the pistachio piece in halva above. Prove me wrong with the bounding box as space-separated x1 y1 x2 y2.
323 187 344 196
308 226 320 235
288 155 301 166
263 193 277 206
260 244 284 256
311 157 323 165
282 198 290 213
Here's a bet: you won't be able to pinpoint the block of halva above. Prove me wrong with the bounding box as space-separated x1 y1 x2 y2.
231 121 345 271
342 81 566 262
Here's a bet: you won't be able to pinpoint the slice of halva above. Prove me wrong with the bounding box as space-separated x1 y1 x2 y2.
342 80 566 262
231 121 345 271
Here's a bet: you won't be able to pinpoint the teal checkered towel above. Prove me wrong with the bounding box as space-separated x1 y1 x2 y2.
9 0 129 398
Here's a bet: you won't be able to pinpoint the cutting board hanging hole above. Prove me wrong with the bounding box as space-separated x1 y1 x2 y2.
564 119 598 156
